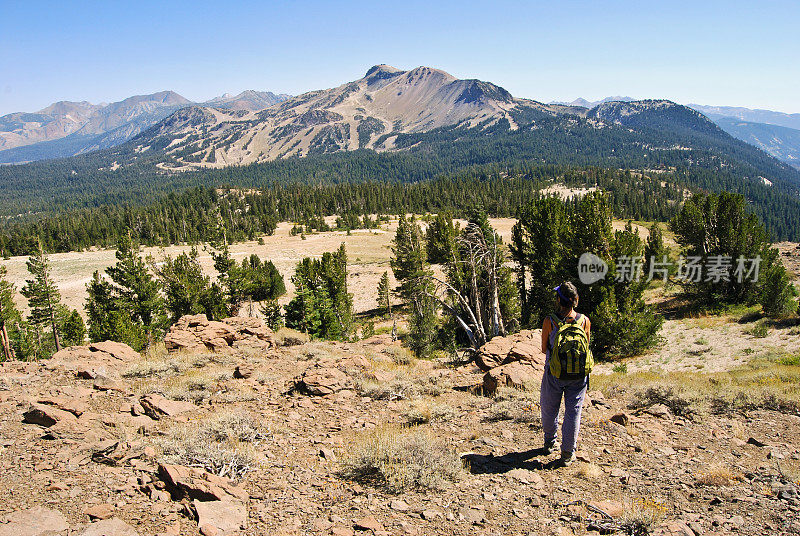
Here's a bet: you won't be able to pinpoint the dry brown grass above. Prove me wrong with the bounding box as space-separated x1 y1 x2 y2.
618 496 669 536
573 462 603 480
592 350 800 417
401 401 457 425
695 464 744 487
484 386 539 423
154 410 270 480
338 426 463 492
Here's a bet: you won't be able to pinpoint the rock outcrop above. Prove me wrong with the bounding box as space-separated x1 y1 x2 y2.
475 330 545 395
164 315 276 353
48 341 141 378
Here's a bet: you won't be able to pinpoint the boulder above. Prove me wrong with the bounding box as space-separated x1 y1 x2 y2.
23 403 78 427
299 367 350 396
90 439 129 466
233 364 253 379
0 507 70 536
49 341 141 377
76 518 138 536
139 394 196 420
36 395 87 417
483 361 541 395
158 464 249 502
164 315 276 354
89 341 141 362
93 372 127 392
83 503 114 521
194 500 247 534
475 330 543 371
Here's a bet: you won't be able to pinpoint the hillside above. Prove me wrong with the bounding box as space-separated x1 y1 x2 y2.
128 65 544 167
0 91 290 163
690 104 800 131
0 312 798 536
713 118 800 170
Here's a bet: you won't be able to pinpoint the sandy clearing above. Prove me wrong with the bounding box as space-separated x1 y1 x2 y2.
0 217 517 317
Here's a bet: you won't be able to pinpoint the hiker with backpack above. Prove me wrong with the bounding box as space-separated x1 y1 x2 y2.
540 281 593 466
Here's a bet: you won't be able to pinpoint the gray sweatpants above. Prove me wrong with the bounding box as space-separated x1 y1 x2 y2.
540 369 588 454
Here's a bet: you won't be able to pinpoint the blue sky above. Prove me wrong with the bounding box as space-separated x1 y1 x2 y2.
1 0 798 115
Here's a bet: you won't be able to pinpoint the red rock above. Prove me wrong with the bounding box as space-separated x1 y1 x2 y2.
588 499 624 518
651 521 695 536
233 364 254 379
50 342 141 377
610 413 630 426
482 361 541 395
194 499 247 534
164 314 275 354
139 394 196 420
158 464 249 502
354 517 384 532
0 506 69 536
83 503 114 520
299 367 349 396
23 403 77 427
475 329 543 371
76 518 139 536
37 395 87 416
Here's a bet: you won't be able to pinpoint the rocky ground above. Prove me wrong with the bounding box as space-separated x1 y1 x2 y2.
1 315 799 536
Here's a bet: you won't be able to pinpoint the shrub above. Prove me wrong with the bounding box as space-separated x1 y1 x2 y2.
402 402 456 425
155 411 267 480
746 320 769 338
612 363 628 374
696 464 744 487
339 427 463 491
630 386 697 418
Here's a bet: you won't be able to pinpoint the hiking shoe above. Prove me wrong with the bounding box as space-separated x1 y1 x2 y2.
542 440 558 455
559 451 576 466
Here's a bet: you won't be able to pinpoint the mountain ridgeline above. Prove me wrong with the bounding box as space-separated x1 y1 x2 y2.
1 65 800 245
0 90 290 163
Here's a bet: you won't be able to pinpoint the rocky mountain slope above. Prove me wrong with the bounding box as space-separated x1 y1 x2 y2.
131 65 549 167
1 315 798 536
0 91 290 163
123 66 760 171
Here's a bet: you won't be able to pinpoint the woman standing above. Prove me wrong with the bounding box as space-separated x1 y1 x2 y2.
540 281 592 466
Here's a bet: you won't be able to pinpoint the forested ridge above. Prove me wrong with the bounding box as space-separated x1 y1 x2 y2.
2 105 800 251
1 166 684 255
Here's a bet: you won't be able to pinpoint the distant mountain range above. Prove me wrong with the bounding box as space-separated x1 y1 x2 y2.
557 99 800 169
687 104 800 169
549 96 635 108
3 65 800 240
0 90 290 163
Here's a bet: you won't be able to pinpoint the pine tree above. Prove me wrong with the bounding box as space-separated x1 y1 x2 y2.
377 271 391 318
21 242 63 354
0 265 20 360
425 211 458 264
60 308 86 346
643 223 670 281
242 254 286 316
158 248 227 321
390 215 428 302
391 215 439 356
511 193 661 359
671 192 796 316
85 235 166 350
285 245 352 340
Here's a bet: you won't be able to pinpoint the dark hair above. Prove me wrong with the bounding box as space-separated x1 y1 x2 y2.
556 281 579 309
